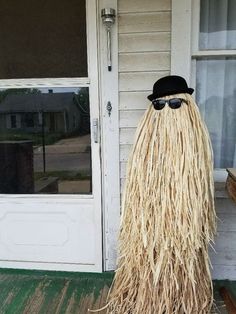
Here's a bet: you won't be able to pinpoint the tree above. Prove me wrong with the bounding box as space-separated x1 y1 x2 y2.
74 88 90 135
0 88 41 103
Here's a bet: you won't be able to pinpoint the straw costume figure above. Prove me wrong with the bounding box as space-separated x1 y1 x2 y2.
91 75 216 314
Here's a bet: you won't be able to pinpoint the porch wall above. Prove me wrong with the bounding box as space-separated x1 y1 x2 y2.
117 0 236 280
118 0 171 191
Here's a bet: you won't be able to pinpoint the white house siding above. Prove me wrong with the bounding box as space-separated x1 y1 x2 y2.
118 0 171 191
117 0 236 279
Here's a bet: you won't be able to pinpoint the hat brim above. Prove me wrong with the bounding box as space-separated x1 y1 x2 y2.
147 88 194 101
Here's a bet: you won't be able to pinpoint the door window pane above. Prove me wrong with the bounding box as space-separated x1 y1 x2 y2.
196 57 236 168
0 87 92 194
199 0 236 50
0 0 87 79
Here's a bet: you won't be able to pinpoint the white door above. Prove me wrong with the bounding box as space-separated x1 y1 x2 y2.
0 0 102 272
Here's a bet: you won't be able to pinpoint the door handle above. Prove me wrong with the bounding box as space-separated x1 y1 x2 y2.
92 118 99 143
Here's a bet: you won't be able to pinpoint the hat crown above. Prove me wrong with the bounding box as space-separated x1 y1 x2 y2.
154 75 188 90
147 75 194 101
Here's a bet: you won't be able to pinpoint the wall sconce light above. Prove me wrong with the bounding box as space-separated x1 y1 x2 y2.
101 8 116 72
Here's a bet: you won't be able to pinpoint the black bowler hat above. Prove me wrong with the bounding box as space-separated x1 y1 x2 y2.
147 75 194 101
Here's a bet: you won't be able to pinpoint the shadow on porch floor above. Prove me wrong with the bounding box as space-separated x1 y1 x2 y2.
0 268 234 313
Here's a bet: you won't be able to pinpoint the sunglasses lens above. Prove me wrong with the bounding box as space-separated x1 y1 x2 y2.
169 98 182 109
152 99 166 110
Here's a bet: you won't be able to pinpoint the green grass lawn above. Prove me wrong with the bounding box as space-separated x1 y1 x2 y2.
0 131 64 146
34 171 91 182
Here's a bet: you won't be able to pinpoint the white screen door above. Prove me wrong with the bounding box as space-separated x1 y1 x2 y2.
0 0 102 272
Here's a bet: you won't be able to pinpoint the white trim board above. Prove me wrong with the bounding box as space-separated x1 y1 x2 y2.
171 0 192 83
0 78 90 89
98 0 120 271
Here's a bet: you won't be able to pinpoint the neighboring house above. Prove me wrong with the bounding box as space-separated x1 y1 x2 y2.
0 93 82 134
0 0 235 281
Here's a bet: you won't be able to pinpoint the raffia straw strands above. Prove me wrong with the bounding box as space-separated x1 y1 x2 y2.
89 93 216 314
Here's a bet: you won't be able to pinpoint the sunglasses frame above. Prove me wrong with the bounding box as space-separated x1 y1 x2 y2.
151 97 188 110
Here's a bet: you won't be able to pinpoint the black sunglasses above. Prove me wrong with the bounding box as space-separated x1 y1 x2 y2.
152 98 188 110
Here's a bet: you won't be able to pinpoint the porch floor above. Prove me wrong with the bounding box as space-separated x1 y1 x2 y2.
0 269 113 314
0 268 233 313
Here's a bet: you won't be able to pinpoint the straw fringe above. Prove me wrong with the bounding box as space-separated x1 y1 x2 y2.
91 94 216 314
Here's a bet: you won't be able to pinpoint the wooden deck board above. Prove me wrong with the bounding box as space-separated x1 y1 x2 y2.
0 269 233 313
0 270 113 314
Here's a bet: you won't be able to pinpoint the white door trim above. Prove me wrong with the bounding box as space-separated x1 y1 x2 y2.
0 78 91 89
171 0 192 83
98 0 120 271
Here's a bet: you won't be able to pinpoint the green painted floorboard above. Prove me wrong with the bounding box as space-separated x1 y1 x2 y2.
0 269 114 314
0 268 234 313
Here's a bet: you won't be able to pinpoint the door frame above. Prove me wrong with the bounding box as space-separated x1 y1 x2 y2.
98 0 120 271
0 0 103 272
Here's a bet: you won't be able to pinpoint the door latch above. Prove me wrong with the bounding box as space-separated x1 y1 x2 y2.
92 118 99 143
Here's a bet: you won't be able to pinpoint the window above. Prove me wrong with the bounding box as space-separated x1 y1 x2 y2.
193 0 236 169
10 115 17 128
171 0 236 173
0 0 87 79
24 113 35 128
0 87 92 195
0 0 93 194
